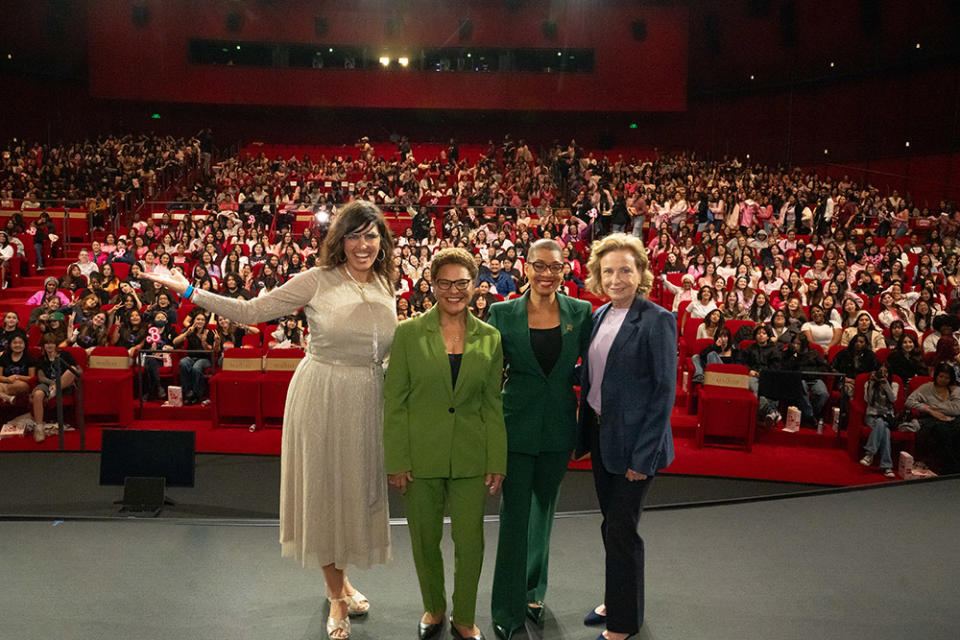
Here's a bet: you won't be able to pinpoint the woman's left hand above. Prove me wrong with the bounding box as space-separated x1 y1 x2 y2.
485 473 505 495
625 469 648 482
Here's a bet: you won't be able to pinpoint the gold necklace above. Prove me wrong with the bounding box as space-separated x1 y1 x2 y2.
343 265 367 291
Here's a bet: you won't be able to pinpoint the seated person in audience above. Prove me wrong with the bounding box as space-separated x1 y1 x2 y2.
30 333 78 443
0 311 27 352
0 335 35 404
832 333 880 413
112 308 147 356
721 290 746 320
475 257 516 296
683 286 718 325
0 231 15 289
696 309 723 340
886 333 926 386
690 326 737 384
780 333 830 426
801 304 841 351
661 272 696 313
746 291 774 324
859 363 900 478
877 291 914 329
70 311 109 354
143 291 177 325
73 248 99 278
784 296 808 332
174 311 217 406
840 311 885 352
472 280 499 309
108 290 142 328
768 308 795 344
839 297 862 328
214 316 259 351
79 272 112 307
929 336 960 381
884 319 906 349
854 269 883 297
269 315 307 349
740 325 783 425
923 314 960 354
71 292 103 327
140 309 177 401
58 264 86 297
905 362 960 474
26 276 71 307
107 237 135 265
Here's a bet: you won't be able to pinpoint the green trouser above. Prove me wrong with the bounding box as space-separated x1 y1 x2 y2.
491 450 570 629
404 475 488 628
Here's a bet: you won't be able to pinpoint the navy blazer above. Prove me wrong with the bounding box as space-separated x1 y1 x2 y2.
577 296 677 476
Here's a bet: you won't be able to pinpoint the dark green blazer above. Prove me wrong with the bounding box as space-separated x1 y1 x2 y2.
383 305 507 479
487 292 593 455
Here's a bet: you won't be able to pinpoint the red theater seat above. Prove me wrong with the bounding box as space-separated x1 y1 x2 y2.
83 346 135 426
259 348 304 427
210 348 264 429
697 364 757 451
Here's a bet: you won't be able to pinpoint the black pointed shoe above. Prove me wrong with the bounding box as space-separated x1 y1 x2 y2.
450 618 486 640
492 622 518 640
418 618 444 640
526 602 545 625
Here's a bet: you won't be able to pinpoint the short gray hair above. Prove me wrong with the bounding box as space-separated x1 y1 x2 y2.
527 238 562 262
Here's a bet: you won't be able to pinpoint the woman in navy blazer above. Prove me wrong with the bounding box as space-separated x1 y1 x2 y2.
577 233 676 640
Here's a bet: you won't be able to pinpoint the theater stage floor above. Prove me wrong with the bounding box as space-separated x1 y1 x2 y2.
2 479 957 640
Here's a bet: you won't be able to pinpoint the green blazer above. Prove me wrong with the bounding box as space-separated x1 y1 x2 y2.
383 306 507 479
487 292 593 455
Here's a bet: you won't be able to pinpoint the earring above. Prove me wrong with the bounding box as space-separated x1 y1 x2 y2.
376 248 385 262
338 253 347 263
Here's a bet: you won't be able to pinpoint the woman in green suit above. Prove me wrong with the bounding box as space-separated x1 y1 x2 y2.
487 239 593 640
384 247 507 640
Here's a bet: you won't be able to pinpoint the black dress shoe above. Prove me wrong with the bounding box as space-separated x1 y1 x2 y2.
418 618 444 640
526 602 545 625
492 622 517 640
450 618 486 640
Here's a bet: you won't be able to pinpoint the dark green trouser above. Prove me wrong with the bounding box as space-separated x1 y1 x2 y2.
491 450 570 629
404 475 488 628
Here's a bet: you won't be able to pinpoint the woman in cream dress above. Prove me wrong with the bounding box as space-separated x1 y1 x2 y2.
145 201 397 640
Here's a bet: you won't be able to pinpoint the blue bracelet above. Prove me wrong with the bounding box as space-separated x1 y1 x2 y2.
183 285 195 300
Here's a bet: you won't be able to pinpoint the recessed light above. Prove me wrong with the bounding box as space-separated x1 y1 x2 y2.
905 141 911 148
750 74 755 80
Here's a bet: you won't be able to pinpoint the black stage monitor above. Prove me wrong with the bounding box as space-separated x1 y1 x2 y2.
99 429 196 487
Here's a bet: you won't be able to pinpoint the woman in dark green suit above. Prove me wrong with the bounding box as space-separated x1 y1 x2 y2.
487 239 593 640
384 248 507 640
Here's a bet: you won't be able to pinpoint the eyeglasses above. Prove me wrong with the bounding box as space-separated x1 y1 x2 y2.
435 279 472 291
529 261 564 275
344 231 381 243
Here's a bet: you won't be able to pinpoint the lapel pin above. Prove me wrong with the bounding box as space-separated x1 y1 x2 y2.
565 324 573 333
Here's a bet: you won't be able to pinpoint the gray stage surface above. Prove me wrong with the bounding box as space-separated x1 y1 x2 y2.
2 479 957 640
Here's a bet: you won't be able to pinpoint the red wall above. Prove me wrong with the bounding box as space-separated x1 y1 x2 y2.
87 0 687 112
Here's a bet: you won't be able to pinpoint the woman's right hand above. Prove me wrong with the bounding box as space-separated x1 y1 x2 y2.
388 471 414 494
141 270 191 296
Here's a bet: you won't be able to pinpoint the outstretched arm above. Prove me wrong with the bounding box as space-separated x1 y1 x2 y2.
142 268 321 326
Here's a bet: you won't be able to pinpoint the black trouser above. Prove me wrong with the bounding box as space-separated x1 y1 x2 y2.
588 411 654 635
918 417 960 474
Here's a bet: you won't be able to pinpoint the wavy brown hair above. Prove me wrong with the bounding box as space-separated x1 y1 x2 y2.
319 201 397 285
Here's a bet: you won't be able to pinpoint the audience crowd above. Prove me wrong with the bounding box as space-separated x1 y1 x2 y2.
2 135 959 476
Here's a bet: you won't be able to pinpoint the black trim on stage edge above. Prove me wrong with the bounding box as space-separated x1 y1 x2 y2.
1 474 954 525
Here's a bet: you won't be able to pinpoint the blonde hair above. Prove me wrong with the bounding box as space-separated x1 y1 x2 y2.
585 233 654 298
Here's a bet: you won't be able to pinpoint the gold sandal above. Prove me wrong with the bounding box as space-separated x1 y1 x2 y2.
345 589 370 616
326 596 351 640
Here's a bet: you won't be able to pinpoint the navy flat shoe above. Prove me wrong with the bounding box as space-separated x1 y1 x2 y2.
583 607 606 626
